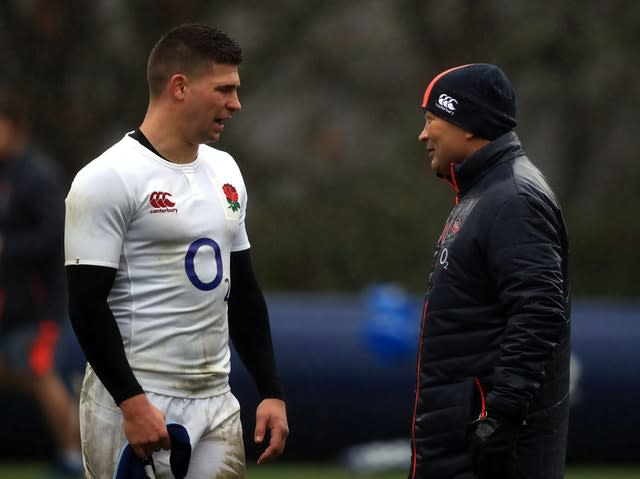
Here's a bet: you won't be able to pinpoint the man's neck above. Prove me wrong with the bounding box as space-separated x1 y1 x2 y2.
139 113 198 164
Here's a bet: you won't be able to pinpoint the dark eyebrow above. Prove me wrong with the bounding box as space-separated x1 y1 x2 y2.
215 84 239 92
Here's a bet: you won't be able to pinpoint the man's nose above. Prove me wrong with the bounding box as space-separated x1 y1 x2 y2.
418 126 428 142
228 92 241 111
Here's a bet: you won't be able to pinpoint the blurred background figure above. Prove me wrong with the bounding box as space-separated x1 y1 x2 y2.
0 94 83 478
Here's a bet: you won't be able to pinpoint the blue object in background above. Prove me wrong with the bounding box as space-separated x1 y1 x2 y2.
565 300 640 462
230 292 419 462
363 283 419 361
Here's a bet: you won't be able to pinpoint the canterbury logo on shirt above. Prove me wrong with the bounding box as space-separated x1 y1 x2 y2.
149 191 178 214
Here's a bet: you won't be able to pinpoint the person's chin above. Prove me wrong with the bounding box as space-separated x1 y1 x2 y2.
431 163 447 179
205 133 221 144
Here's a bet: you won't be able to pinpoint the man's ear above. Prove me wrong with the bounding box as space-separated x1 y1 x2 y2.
168 74 188 100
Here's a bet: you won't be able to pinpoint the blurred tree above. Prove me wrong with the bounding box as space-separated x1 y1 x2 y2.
0 0 637 297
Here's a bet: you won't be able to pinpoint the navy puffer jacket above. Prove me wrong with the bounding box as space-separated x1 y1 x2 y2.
409 132 570 479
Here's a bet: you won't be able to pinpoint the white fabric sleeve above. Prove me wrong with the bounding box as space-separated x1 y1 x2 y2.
230 170 251 252
65 163 132 268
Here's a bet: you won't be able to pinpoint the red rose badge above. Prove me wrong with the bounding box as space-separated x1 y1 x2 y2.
222 183 240 212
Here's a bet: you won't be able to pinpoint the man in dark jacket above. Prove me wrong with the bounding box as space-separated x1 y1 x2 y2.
409 64 570 479
0 94 83 477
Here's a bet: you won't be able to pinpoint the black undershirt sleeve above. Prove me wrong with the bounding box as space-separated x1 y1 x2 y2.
66 264 144 405
229 249 284 400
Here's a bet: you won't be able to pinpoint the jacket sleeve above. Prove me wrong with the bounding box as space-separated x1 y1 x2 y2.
2 163 65 263
484 194 569 421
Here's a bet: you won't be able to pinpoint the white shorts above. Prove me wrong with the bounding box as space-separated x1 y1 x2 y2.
79 367 245 479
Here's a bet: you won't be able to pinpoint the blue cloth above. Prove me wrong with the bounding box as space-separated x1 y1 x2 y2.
114 423 191 479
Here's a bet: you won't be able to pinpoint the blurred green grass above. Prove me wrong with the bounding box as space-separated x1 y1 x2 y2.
0 462 638 478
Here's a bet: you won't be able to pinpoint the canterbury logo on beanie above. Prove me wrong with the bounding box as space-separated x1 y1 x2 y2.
421 63 517 140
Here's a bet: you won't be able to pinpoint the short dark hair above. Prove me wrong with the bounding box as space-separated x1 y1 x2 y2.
147 23 243 98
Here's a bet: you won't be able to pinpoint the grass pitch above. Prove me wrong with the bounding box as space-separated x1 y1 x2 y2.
0 462 638 478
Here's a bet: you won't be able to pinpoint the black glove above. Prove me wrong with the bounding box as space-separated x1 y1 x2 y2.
471 414 520 479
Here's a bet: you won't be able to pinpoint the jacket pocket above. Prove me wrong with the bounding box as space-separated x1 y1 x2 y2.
418 377 484 450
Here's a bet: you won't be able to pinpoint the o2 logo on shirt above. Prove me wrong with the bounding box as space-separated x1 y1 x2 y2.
439 247 449 269
185 238 230 300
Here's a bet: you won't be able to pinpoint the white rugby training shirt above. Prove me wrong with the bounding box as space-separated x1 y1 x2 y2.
65 134 250 398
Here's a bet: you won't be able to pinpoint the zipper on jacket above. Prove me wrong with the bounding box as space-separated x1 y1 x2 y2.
448 162 460 205
474 377 487 421
409 300 429 479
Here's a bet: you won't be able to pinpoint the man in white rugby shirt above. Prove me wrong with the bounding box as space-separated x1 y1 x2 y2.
64 24 288 478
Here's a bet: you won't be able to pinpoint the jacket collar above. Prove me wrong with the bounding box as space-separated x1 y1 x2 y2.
447 131 524 201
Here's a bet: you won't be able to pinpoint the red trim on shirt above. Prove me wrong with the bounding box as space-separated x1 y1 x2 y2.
475 377 487 420
449 162 460 206
410 300 429 478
